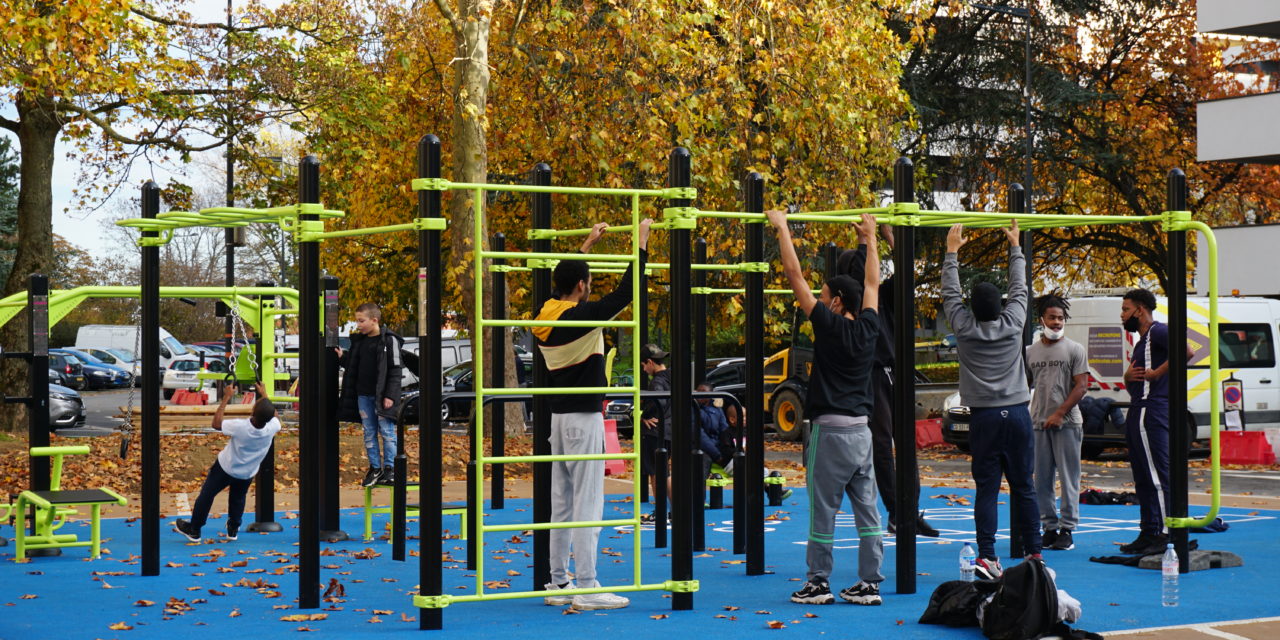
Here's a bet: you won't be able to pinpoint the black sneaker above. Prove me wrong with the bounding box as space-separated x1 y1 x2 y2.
916 512 940 538
225 522 239 542
362 467 382 488
790 579 835 604
1041 528 1059 549
174 519 201 543
1119 533 1158 554
839 581 882 605
1050 529 1073 551
378 468 395 485
1130 534 1169 556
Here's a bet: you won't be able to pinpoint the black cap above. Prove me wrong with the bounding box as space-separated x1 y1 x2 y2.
641 343 669 361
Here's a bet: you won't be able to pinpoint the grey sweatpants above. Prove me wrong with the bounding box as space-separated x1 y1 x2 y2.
805 416 884 585
1034 424 1083 531
549 412 605 588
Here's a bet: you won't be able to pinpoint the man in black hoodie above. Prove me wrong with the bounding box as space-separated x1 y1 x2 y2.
337 302 404 487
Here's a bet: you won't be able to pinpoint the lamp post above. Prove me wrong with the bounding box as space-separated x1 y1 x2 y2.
973 2 1034 213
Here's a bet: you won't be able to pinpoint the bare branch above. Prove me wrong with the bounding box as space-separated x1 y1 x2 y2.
129 6 297 34
88 89 228 116
431 0 465 41
56 101 231 152
0 116 17 133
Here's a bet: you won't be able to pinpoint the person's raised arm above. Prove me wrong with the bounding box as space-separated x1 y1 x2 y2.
765 209 817 316
210 384 235 432
580 222 608 254
579 218 652 320
941 224 973 333
1002 219 1027 323
855 214 879 312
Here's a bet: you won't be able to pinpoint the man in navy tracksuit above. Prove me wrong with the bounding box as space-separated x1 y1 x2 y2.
1118 288 1172 555
941 220 1039 580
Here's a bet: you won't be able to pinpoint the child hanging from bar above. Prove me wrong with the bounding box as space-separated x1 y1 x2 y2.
175 383 280 543
533 218 651 611
766 208 885 606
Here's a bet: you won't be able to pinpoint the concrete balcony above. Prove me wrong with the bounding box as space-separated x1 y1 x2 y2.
1198 0 1280 38
1197 92 1280 163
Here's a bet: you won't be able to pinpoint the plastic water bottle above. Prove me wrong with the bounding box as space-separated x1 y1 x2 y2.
960 542 977 582
1162 543 1179 607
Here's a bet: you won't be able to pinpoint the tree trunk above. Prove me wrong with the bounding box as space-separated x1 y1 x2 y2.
445 1 523 438
0 94 61 432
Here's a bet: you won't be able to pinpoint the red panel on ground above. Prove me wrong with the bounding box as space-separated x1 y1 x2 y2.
171 389 207 405
915 418 944 449
603 418 626 476
1221 430 1277 465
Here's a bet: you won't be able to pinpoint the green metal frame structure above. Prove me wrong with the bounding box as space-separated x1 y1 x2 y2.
14 445 128 560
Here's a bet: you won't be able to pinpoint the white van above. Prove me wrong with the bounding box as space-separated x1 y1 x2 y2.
75 325 190 371
1064 293 1280 435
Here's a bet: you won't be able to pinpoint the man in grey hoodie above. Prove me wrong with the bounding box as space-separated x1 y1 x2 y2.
941 220 1039 580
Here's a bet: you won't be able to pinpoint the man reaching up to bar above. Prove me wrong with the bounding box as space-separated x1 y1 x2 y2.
533 218 652 611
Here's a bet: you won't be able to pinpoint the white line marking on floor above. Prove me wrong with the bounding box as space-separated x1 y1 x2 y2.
173 492 192 516
1103 615 1280 636
1192 625 1254 640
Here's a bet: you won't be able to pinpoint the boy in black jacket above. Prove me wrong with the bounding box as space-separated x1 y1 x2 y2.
338 302 404 487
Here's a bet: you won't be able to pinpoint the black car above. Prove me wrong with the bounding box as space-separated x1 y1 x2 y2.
51 349 129 390
399 354 534 425
48 353 87 390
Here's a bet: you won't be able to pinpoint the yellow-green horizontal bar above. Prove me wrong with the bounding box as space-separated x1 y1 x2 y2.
414 583 675 607
528 221 673 238
481 250 637 263
200 204 345 218
414 179 667 198
482 452 638 465
479 319 637 329
482 518 638 533
693 288 818 295
314 223 417 239
481 386 633 396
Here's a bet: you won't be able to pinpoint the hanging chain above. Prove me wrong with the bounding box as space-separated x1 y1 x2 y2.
228 301 260 378
119 306 143 458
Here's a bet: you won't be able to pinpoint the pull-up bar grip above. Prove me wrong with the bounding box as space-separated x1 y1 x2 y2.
480 250 637 263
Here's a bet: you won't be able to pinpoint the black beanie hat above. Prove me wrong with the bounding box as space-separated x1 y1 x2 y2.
971 282 1003 322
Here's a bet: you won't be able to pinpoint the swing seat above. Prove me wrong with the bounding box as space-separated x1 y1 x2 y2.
15 446 127 560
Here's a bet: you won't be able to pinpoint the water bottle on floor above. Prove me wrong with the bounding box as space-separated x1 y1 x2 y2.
960 542 977 582
1162 543 1179 607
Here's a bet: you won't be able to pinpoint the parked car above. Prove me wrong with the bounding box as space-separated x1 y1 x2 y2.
47 353 86 390
399 338 475 389
52 348 132 390
49 383 86 431
398 353 534 425
606 358 752 438
162 356 229 400
81 347 143 384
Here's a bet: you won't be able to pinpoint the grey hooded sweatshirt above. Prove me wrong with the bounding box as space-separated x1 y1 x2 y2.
941 247 1031 408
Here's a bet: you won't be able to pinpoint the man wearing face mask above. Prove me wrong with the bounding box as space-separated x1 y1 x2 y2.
1026 294 1089 551
941 220 1038 580
1118 288 1173 555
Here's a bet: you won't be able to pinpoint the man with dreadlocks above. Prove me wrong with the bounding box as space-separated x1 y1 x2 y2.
1026 293 1089 552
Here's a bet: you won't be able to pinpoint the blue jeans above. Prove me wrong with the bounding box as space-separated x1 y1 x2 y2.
969 403 1040 559
358 395 397 468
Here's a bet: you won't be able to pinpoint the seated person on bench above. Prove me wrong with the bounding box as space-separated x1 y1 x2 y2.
175 383 280 543
696 383 735 476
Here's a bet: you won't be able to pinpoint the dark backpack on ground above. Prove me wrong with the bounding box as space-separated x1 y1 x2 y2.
981 558 1058 640
919 579 1000 627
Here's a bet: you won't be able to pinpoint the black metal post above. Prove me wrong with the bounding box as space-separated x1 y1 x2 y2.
892 157 918 595
26 274 49 481
297 155 321 609
530 162 553 592
418 134 445 630
141 182 161 576
823 242 838 278
693 448 706 551
320 276 348 544
640 253 651 505
654 446 668 548
743 172 765 570
466 414 477 570
491 233 506 509
1167 168 1190 572
668 148 694 610
247 280 283 534
1009 184 1027 560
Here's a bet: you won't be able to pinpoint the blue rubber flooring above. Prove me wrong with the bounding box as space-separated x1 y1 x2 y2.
0 489 1275 639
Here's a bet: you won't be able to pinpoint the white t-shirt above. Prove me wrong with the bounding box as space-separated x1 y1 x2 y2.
217 417 282 479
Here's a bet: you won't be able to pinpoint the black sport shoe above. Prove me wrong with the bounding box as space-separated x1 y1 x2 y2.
225 522 239 542
1119 533 1164 554
790 579 835 604
378 468 395 485
1041 528 1059 549
1130 534 1169 556
839 581 882 605
1050 529 1073 551
362 467 382 488
174 519 201 543
916 512 940 538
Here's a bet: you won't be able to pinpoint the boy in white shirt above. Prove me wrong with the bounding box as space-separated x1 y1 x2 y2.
175 383 281 542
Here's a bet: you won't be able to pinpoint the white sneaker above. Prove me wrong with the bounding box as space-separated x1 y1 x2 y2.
572 592 630 610
543 581 575 606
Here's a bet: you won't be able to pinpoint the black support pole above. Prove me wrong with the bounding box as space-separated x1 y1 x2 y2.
654 446 668 548
1167 168 1190 572
530 162 552 593
668 148 694 611
692 238 708 552
418 134 444 630
823 242 838 278
248 280 283 534
141 181 161 577
297 155 321 609
640 247 651 506
491 233 506 510
743 172 765 571
1008 184 1027 560
27 274 50 489
892 157 918 595
320 276 349 544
